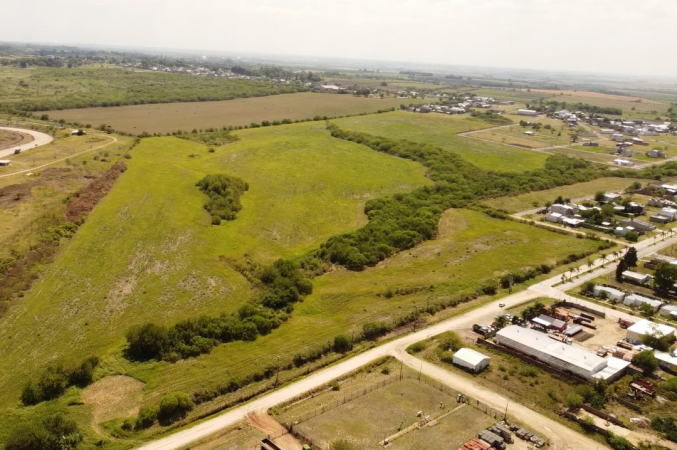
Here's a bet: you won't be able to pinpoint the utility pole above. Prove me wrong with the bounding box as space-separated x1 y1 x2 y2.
274 356 280 387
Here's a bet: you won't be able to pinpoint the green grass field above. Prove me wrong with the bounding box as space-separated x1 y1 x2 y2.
0 65 302 112
44 94 425 134
0 121 430 408
332 112 549 172
481 177 647 213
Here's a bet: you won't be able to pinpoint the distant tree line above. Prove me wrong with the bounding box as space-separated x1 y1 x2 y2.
196 174 249 224
0 67 306 113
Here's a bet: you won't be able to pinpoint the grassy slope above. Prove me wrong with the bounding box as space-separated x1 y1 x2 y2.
122 209 601 405
42 94 427 135
0 122 430 407
332 112 549 172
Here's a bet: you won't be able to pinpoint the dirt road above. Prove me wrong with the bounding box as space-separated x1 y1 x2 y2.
135 225 677 450
0 126 54 158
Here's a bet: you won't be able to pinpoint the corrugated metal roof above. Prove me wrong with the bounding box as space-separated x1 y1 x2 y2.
453 348 490 366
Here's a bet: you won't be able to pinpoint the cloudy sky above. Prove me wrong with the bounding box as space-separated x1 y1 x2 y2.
3 0 676 76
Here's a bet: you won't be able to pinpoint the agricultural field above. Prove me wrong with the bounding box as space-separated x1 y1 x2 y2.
0 121 430 408
481 177 647 213
470 125 569 149
274 364 494 450
541 93 670 117
530 89 667 104
0 65 303 112
44 93 423 134
322 75 446 91
332 112 549 172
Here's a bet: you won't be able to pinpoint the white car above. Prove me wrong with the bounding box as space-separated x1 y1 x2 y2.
498 303 505 308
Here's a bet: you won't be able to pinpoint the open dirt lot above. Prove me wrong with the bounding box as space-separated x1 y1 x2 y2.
0 130 34 151
81 375 144 425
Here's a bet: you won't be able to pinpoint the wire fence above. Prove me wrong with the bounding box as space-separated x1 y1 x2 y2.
286 372 504 426
243 372 505 450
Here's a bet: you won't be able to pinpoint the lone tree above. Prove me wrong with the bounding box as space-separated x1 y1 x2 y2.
623 247 638 267
632 350 658 375
654 261 677 292
616 260 628 282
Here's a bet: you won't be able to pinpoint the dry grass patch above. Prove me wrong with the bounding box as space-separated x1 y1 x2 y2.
81 375 144 424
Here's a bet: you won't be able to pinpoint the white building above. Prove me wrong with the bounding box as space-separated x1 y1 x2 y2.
659 304 677 320
0 160 10 167
623 294 663 311
622 271 652 285
626 320 676 344
524 130 534 136
614 159 634 167
550 204 577 216
545 212 563 224
452 348 490 373
517 109 538 116
655 349 677 372
661 207 677 220
593 285 625 303
495 326 630 382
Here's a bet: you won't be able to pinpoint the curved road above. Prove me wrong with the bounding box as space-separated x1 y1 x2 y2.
135 228 677 450
0 126 54 158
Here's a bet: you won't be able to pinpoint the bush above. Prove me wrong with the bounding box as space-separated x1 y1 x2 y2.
407 341 426 353
362 321 389 341
196 174 249 223
333 334 353 353
5 414 82 450
437 331 463 351
633 350 658 375
126 322 168 360
158 392 194 423
565 392 584 409
605 431 633 450
136 406 157 430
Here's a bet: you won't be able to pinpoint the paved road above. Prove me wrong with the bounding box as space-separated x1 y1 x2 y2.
0 126 54 158
136 223 677 450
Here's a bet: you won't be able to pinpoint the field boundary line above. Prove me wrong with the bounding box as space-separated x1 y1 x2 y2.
0 134 117 179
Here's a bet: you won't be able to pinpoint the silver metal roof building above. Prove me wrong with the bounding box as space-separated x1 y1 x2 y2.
495 326 629 382
623 294 663 311
453 348 490 373
626 320 676 344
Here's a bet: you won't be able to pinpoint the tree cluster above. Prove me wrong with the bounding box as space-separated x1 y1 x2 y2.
651 417 677 443
21 357 99 406
196 174 249 224
125 307 286 362
5 414 82 450
317 123 608 271
1 67 304 113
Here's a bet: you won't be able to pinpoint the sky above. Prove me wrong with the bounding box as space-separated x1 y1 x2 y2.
2 0 677 76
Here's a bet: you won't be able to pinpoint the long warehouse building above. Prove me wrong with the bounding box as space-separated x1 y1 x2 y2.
495 326 630 382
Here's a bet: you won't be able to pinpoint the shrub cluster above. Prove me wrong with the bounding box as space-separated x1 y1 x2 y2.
5 414 82 450
499 265 552 288
21 357 99 406
196 174 249 224
651 416 677 443
260 259 313 310
126 308 287 361
178 129 239 147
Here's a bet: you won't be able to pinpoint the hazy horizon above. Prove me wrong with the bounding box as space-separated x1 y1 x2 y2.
2 0 676 77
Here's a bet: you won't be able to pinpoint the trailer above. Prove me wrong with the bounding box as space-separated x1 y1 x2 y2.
580 313 595 321
618 318 635 329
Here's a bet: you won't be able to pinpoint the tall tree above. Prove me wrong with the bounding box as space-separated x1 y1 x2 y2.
654 261 677 292
624 247 638 267
616 260 628 282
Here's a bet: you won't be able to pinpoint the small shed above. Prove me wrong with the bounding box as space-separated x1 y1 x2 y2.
0 160 11 167
453 348 490 373
532 314 567 332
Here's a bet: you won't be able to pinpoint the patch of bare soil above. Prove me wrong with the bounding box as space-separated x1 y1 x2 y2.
65 162 126 222
0 168 85 208
81 375 144 424
0 130 34 151
247 412 303 450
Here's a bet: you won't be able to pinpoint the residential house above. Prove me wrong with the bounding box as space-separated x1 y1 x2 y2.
593 285 625 303
623 294 663 312
620 219 656 232
550 204 577 216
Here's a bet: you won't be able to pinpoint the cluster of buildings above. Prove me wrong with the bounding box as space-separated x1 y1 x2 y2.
457 421 544 450
596 119 673 137
593 284 677 316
